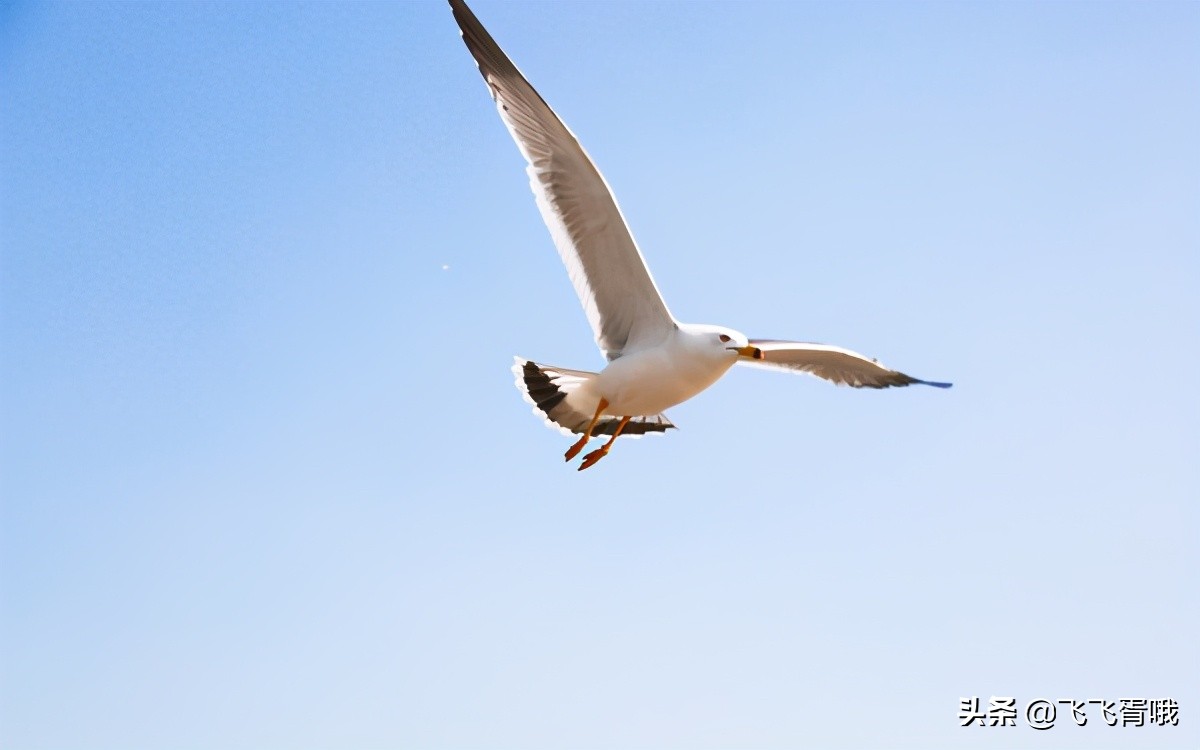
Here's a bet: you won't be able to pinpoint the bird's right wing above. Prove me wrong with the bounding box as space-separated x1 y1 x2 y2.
450 0 677 359
738 340 952 389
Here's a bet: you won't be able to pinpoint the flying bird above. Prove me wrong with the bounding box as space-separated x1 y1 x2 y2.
449 0 951 470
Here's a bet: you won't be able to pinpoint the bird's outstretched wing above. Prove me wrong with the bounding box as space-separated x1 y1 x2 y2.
450 0 677 360
738 340 952 389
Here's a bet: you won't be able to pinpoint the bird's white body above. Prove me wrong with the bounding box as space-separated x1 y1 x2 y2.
589 325 741 416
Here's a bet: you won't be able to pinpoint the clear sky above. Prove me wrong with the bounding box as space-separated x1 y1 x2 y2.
2 1 1197 748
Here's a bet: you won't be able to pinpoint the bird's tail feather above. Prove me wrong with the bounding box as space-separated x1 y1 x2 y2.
512 357 675 437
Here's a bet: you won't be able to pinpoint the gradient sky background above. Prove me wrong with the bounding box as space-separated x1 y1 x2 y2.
2 1 1197 748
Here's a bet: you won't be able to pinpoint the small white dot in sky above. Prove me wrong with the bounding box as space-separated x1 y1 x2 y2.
442 264 450 271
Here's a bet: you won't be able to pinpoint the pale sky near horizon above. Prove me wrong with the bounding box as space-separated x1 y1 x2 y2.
2 1 1197 748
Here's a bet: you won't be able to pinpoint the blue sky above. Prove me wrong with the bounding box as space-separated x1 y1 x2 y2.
2 1 1197 748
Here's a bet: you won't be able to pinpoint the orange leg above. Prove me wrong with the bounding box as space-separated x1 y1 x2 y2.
564 398 608 462
578 416 631 471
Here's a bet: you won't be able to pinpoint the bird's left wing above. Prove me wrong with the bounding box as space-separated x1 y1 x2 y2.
450 0 677 359
738 340 952 389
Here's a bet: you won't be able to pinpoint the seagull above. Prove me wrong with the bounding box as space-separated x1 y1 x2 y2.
450 0 951 470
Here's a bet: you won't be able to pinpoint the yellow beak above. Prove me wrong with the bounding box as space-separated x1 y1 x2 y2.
735 345 764 360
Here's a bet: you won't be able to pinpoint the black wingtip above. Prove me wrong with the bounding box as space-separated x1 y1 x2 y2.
915 379 953 389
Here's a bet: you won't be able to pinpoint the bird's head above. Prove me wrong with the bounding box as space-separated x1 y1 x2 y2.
682 324 763 361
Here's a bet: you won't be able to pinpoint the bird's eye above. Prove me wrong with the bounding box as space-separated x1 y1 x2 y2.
718 334 731 343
